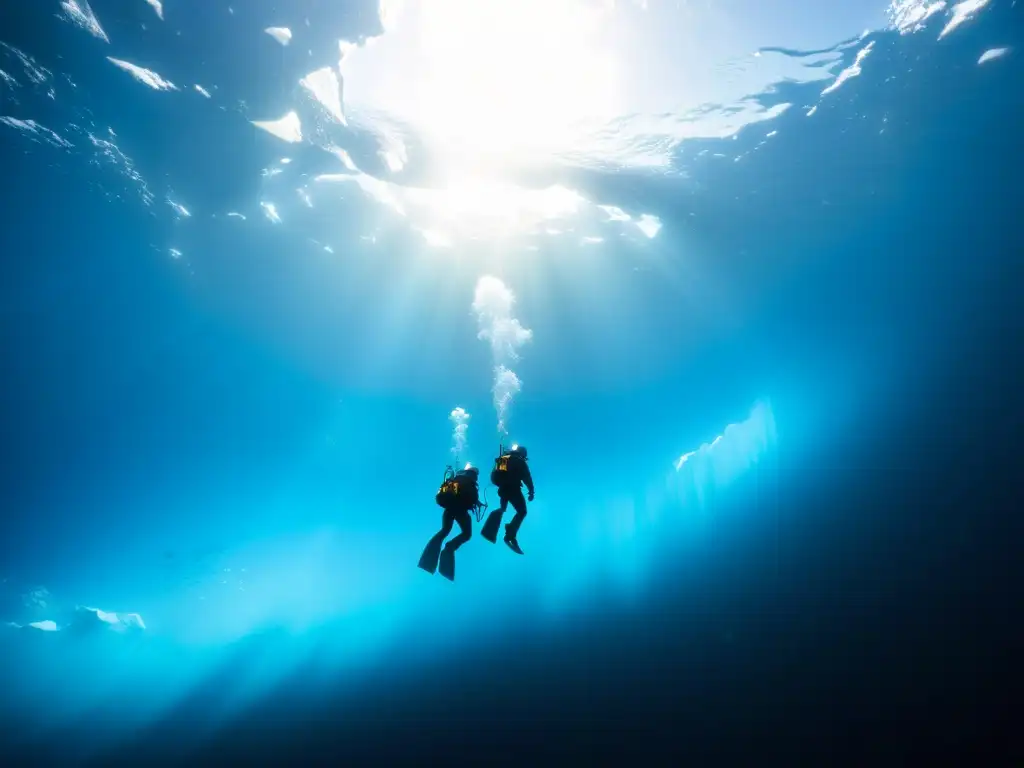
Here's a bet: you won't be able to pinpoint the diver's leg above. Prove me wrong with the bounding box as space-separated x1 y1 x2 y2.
446 509 473 552
439 509 472 582
503 492 527 555
481 496 508 543
439 508 455 538
506 492 528 537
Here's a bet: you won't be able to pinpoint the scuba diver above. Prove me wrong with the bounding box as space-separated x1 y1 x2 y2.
480 444 534 555
418 465 484 582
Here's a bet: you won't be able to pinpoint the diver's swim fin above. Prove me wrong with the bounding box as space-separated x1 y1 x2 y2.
504 528 524 556
418 533 445 575
438 547 455 582
481 510 503 543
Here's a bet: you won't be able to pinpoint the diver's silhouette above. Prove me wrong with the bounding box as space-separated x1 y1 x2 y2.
418 466 482 582
481 444 534 555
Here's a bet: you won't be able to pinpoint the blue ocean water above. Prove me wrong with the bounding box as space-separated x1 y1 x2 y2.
0 0 1021 763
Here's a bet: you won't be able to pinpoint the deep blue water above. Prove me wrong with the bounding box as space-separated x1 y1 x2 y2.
1 0 1022 764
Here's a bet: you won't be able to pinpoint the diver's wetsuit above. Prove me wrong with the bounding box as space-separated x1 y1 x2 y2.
419 471 479 579
436 505 473 552
485 454 534 544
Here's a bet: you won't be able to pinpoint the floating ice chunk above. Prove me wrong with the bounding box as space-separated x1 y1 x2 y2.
261 201 282 223
107 57 177 91
60 0 109 42
636 214 662 239
940 0 992 39
252 111 302 143
822 42 875 96
978 46 1010 65
300 67 346 125
265 27 293 46
0 117 73 148
71 606 146 633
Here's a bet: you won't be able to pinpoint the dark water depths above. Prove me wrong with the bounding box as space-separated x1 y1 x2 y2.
0 0 1021 763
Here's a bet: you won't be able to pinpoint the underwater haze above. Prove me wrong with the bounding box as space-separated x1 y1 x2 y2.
1 0 1022 764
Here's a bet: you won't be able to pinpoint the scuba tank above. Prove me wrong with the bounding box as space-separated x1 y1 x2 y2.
491 442 512 487
436 464 487 521
435 466 459 508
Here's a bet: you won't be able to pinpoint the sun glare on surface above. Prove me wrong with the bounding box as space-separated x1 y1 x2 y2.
264 1 670 245
406 179 585 240
312 170 660 250
344 0 619 170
